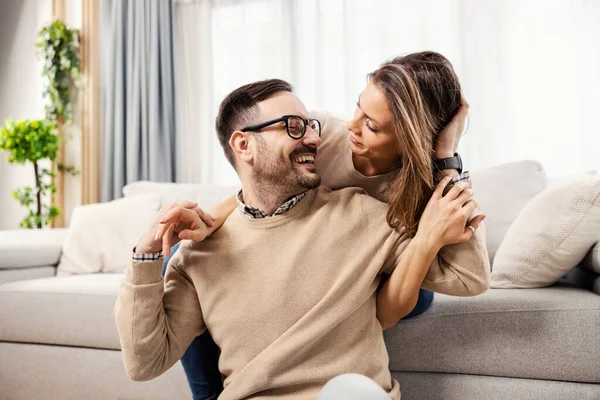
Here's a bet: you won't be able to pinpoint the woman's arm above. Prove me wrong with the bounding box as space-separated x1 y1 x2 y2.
172 194 237 244
376 177 489 329
421 222 490 295
205 195 237 235
433 97 469 188
376 236 439 329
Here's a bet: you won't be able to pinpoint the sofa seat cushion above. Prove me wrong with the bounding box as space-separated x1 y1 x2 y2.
384 283 600 383
0 274 124 350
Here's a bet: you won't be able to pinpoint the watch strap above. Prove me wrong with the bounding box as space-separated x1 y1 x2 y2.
434 153 462 174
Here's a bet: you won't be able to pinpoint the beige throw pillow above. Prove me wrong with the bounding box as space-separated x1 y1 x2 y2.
57 195 160 275
491 174 600 288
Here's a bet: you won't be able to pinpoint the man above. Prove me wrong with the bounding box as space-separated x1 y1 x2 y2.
115 79 490 399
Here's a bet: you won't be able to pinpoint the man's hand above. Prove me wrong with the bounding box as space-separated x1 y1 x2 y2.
135 200 215 256
434 97 469 159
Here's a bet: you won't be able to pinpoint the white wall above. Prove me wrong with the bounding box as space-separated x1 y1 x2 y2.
0 0 82 230
0 0 53 230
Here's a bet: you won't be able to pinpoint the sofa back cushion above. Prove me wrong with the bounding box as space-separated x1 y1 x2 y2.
470 160 547 265
581 243 600 273
122 181 240 210
123 162 548 268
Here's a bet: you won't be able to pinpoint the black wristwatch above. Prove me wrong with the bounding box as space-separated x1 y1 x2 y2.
434 153 462 174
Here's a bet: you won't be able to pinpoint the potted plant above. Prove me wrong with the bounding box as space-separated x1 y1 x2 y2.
0 119 61 228
36 19 80 125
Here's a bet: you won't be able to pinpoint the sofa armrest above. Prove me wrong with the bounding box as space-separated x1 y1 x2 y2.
0 229 68 269
580 242 600 274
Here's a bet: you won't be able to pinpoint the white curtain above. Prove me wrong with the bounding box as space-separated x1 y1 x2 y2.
173 0 600 186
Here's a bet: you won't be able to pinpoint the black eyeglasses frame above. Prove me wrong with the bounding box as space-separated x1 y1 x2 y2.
241 115 321 140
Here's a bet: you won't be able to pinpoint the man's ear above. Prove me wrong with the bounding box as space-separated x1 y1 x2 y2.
229 131 254 164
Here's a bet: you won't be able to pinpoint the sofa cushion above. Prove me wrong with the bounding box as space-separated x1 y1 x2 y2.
0 342 191 400
57 195 160 275
0 228 68 269
0 274 123 350
394 372 600 400
470 160 547 265
563 265 600 296
581 242 600 274
122 181 240 210
384 283 600 383
491 174 600 288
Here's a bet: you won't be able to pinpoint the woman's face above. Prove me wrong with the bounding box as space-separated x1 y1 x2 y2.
347 81 399 163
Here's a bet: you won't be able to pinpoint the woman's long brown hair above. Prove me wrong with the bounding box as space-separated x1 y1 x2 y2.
369 51 462 236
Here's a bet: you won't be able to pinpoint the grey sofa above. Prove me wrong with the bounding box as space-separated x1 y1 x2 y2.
1 160 599 400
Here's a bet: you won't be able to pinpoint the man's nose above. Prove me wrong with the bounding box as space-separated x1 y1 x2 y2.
303 125 322 148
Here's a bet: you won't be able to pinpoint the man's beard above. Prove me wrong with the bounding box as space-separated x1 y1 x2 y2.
252 137 321 196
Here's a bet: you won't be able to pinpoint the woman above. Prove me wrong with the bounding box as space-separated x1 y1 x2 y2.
162 51 485 399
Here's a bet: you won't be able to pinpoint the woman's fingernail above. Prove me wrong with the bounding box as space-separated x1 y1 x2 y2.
154 232 159 240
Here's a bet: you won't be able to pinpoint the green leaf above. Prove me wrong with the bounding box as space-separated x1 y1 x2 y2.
12 187 35 207
57 163 79 175
0 119 59 163
48 204 61 218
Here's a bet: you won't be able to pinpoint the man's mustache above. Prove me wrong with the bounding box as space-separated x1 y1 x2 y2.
289 146 317 158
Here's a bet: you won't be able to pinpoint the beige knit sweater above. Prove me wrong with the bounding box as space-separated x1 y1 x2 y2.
115 187 490 399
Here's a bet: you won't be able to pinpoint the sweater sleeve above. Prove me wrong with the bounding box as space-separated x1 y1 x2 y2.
114 249 206 381
421 222 491 296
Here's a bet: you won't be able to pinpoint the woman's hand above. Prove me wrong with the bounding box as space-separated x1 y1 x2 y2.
434 97 469 159
154 203 216 255
135 201 216 256
415 176 486 252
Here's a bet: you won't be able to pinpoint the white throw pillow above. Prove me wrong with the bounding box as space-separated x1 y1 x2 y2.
57 195 160 275
491 174 600 288
470 160 547 265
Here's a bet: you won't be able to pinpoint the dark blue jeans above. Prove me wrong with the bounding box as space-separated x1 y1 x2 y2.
163 242 434 400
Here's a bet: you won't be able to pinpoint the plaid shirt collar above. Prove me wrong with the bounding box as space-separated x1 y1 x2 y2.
236 190 308 219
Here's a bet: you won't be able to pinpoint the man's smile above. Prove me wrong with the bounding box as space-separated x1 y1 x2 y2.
293 154 315 165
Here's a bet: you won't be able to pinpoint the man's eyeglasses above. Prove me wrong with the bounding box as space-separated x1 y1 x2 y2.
241 115 321 140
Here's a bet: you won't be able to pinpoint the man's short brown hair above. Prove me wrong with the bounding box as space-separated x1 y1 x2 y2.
215 79 293 168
